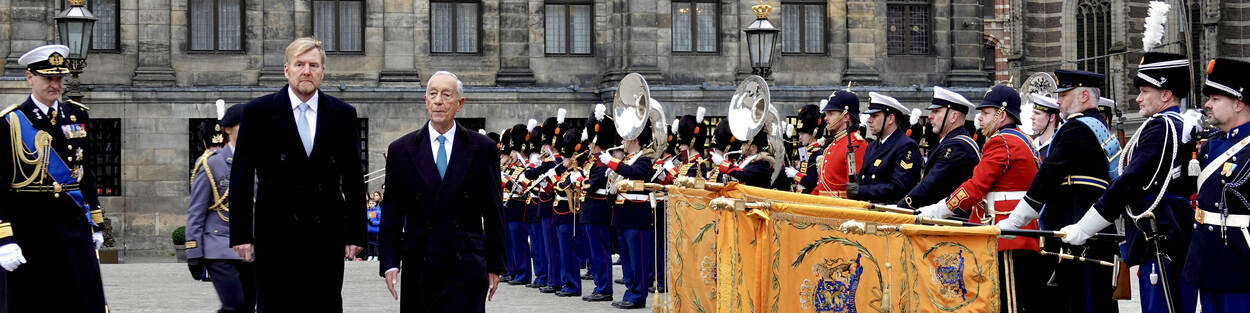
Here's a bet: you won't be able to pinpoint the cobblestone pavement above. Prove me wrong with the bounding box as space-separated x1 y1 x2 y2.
100 258 1141 312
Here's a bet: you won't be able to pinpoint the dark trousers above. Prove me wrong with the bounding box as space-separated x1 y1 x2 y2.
582 224 614 295
206 259 256 313
554 223 583 294
1139 258 1197 313
998 250 1047 313
575 225 590 269
506 221 532 283
617 229 632 286
621 228 654 305
527 221 549 286
399 254 488 313
1198 289 1250 313
654 202 666 289
1046 243 1117 313
253 239 344 312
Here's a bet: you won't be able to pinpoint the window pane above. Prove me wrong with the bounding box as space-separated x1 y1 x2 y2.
572 4 591 54
457 3 479 52
545 4 567 54
907 5 929 54
314 1 337 51
218 0 242 50
804 4 822 53
91 0 117 50
886 4 904 54
339 1 363 52
695 3 716 52
431 2 453 52
190 0 215 50
781 4 800 53
671 3 691 52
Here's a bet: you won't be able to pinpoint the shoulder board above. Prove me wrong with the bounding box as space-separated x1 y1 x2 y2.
0 104 18 116
64 99 89 111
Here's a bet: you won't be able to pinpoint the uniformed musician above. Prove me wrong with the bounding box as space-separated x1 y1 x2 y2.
812 90 868 197
522 119 556 290
706 119 740 184
1057 52 1199 313
999 69 1120 313
530 117 564 294
1028 93 1061 157
0 44 108 313
552 122 586 297
501 124 533 286
849 92 924 203
598 119 659 309
579 107 617 302
670 109 710 180
788 104 825 193
717 127 777 188
186 103 256 313
897 87 980 210
917 85 1045 312
1183 57 1250 312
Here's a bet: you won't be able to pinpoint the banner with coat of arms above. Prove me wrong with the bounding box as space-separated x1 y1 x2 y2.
659 183 1000 313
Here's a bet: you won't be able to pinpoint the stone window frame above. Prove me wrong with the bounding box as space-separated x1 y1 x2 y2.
779 0 826 55
312 0 367 54
186 0 247 53
670 0 721 54
84 0 122 53
429 0 484 55
542 0 595 57
90 118 122 197
885 0 932 56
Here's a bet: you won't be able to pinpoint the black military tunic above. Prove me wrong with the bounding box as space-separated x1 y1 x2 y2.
898 127 980 209
856 130 924 203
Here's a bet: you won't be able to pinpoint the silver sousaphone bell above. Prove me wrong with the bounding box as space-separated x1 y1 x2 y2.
611 73 668 159
726 75 786 182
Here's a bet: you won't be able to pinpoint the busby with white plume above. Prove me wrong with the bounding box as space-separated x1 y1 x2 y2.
215 99 226 120
594 103 607 121
696 106 707 123
557 108 567 124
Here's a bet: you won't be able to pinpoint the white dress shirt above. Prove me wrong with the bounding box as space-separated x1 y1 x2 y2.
288 88 319 140
29 94 58 116
428 121 457 161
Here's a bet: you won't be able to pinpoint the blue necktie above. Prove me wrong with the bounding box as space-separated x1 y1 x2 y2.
436 135 448 179
296 102 313 156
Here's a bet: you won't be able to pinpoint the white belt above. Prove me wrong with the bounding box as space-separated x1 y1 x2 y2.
1195 209 1250 228
618 193 651 202
556 196 570 201
592 188 609 196
986 191 1027 214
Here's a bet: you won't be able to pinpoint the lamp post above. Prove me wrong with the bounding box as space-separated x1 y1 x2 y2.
744 0 779 78
55 0 96 101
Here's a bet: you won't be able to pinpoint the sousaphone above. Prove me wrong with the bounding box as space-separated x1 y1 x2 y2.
612 73 669 159
726 75 786 182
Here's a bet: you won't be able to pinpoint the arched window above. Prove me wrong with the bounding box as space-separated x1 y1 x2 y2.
1075 0 1110 85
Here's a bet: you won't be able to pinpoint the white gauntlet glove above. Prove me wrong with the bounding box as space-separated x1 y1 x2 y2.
0 243 26 271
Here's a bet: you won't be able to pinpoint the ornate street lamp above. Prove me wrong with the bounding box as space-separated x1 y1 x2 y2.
55 0 96 101
744 0 779 78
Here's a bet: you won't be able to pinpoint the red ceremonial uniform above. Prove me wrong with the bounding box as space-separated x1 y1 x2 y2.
812 130 867 197
945 127 1041 251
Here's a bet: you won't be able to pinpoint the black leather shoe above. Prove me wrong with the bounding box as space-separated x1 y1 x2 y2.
555 290 582 297
539 286 559 293
612 301 644 309
526 283 545 288
507 280 529 285
500 275 513 283
581 272 594 280
614 278 626 285
582 293 613 302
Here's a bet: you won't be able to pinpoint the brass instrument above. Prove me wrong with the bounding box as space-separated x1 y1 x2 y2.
1017 72 1058 137
612 73 669 160
726 75 787 182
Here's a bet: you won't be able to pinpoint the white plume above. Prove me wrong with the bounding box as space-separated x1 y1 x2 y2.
1018 102 1036 136
527 119 538 132
478 129 487 135
973 112 984 130
215 99 226 120
581 128 589 141
819 99 829 108
696 106 707 123
1142 1 1170 52
671 118 680 134
557 108 567 124
594 103 607 121
909 108 921 125
785 123 795 138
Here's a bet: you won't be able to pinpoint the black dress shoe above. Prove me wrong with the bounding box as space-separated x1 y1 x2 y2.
612 301 644 309
614 278 626 285
582 293 613 302
507 280 529 285
500 275 513 283
526 283 545 288
539 286 559 293
581 272 594 280
555 290 582 297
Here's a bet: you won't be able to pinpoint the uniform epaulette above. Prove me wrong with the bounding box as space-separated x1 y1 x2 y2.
0 104 19 116
189 149 215 185
64 99 89 111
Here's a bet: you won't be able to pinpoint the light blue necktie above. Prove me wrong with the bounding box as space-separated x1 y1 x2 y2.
436 135 448 179
296 102 313 156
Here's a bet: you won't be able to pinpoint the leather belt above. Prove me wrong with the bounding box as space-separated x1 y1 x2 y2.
1195 209 1250 228
14 183 80 193
1061 175 1109 189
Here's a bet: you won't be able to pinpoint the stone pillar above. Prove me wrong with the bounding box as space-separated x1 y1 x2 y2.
843 0 881 84
132 0 177 86
5 0 53 77
495 0 535 86
378 0 420 86
257 0 295 86
1023 0 1062 70
601 0 662 87
1219 0 1250 58
946 0 990 86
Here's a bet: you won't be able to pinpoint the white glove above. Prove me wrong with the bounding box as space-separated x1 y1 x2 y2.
664 159 677 172
1060 208 1113 246
996 200 1040 238
570 171 583 181
917 201 955 219
529 154 541 166
710 152 724 165
1181 109 1203 143
545 168 557 178
92 231 104 249
598 152 613 165
784 167 799 178
0 243 26 272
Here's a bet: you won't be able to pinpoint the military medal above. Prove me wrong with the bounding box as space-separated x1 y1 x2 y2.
49 109 57 125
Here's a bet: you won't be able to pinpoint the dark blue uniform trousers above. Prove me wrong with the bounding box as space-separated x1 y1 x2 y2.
542 217 558 288
528 220 549 286
554 223 583 294
582 224 614 295
621 228 654 305
506 221 532 284
617 229 632 287
1138 258 1196 313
